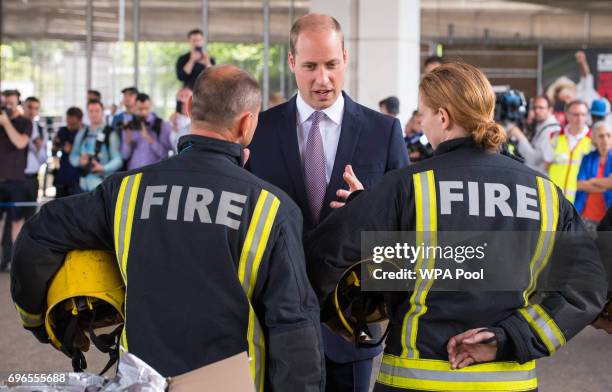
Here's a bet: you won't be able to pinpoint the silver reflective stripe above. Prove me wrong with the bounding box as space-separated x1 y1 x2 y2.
238 189 280 392
379 362 537 382
241 193 275 294
15 305 43 327
524 306 564 351
524 178 558 303
252 317 265 390
116 174 136 280
403 171 436 358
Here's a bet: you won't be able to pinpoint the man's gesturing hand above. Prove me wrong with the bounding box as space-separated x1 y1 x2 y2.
330 165 364 209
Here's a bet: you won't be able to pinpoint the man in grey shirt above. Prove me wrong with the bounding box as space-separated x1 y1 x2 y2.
510 95 560 174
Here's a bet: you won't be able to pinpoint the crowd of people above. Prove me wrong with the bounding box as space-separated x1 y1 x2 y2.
380 53 612 232
0 83 197 271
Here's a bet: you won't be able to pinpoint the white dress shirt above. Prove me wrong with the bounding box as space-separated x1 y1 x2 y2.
25 121 48 175
565 125 590 151
296 93 344 183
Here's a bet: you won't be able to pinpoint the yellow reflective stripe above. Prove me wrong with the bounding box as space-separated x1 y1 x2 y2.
238 191 267 285
378 354 537 391
247 305 266 392
401 170 437 358
114 176 129 283
238 189 280 392
113 172 143 353
522 178 559 305
518 304 566 354
247 197 280 299
15 304 44 327
121 173 142 284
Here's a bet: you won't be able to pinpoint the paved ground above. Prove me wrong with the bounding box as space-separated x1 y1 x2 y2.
1 272 611 390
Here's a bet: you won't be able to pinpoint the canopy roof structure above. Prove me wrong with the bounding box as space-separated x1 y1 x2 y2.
2 0 308 43
2 0 611 46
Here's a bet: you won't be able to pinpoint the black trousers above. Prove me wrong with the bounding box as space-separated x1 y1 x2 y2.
325 356 373 392
23 174 39 220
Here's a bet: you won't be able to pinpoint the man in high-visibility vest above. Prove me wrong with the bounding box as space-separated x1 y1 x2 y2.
547 100 592 203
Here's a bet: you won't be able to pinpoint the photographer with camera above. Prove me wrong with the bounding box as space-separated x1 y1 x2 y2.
120 93 172 170
169 86 192 153
22 96 48 220
112 86 139 133
52 107 84 197
404 109 433 162
0 90 32 271
69 100 122 192
509 95 560 174
176 29 216 89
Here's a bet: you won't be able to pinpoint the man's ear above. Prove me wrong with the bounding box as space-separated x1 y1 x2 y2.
288 52 296 74
237 112 254 141
187 96 193 119
342 47 348 65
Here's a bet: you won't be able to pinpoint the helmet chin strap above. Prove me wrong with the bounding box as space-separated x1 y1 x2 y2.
61 307 122 376
61 315 88 372
87 308 123 376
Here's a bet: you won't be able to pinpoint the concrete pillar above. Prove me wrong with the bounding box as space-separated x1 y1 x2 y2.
309 0 420 120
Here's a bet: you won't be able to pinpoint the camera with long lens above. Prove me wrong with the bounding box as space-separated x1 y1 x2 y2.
494 88 528 157
494 89 528 132
81 132 107 176
1 106 14 118
116 116 144 132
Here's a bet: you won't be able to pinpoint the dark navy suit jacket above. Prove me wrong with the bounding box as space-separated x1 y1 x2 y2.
248 92 409 363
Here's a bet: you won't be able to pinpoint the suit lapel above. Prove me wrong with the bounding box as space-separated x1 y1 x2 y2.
320 93 362 220
276 96 312 224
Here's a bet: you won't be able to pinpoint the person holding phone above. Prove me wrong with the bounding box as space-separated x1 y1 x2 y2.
170 86 193 153
176 29 216 89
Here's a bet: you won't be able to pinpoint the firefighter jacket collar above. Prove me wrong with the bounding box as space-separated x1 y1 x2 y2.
177 134 244 166
434 137 478 156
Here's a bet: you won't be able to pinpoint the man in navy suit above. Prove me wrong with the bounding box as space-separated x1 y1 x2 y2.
248 13 409 391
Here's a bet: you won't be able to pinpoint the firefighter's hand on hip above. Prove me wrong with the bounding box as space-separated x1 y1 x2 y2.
447 328 497 369
331 165 364 209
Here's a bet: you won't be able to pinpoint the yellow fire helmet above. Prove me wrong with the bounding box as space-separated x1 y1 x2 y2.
329 259 393 347
45 250 125 375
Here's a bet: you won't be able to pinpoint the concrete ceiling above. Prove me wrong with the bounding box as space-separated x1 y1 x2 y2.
1 0 611 45
509 0 612 13
421 0 612 46
1 0 309 43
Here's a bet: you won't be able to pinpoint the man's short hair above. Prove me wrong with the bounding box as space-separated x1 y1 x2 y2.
2 89 20 99
66 106 83 120
121 86 139 95
191 65 261 128
424 56 443 67
565 99 588 113
87 99 104 109
290 13 344 55
25 96 40 104
533 95 551 108
379 96 400 115
136 93 150 103
87 89 101 100
188 29 204 38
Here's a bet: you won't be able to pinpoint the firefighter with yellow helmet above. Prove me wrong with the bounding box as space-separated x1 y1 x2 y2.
11 65 324 391
305 62 608 392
